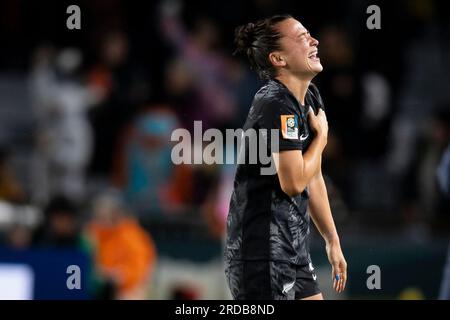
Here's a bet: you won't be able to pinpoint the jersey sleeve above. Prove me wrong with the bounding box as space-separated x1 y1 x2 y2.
258 96 304 152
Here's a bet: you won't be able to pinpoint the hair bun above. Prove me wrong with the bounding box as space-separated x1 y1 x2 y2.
234 22 256 54
233 14 291 79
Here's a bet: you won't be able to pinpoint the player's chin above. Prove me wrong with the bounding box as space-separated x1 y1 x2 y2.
307 59 323 75
311 61 323 72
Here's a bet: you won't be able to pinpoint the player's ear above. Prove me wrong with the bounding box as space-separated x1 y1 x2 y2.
269 52 286 68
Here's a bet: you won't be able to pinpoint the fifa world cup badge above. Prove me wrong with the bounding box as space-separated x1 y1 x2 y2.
281 115 299 139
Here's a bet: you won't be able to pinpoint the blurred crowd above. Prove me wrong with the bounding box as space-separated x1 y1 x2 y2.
0 0 450 299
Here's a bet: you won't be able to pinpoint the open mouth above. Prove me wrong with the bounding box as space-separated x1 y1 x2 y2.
308 50 320 62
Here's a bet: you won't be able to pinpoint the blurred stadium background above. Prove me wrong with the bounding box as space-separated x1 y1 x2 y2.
0 0 449 299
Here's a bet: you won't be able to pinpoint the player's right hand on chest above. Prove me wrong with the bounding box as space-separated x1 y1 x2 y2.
307 107 328 145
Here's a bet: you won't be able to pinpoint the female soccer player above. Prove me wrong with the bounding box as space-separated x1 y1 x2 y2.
225 14 347 300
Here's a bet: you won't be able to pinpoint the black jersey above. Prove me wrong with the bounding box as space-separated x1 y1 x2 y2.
225 79 324 265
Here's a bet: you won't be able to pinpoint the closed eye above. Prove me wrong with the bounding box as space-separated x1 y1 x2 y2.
298 31 310 39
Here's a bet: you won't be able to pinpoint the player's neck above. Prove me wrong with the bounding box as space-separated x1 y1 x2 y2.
275 74 310 105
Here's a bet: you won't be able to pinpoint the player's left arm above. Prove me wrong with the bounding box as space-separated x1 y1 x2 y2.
308 160 347 293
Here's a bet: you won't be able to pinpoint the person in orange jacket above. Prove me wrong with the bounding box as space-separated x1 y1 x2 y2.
87 190 157 299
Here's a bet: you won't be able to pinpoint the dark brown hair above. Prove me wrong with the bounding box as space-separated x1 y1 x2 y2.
234 14 292 80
